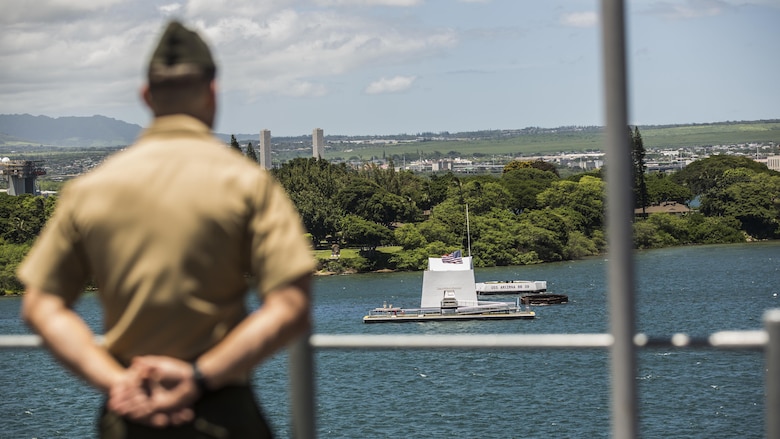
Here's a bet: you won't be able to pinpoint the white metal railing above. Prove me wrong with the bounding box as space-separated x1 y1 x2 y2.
2 317 779 439
0 328 769 351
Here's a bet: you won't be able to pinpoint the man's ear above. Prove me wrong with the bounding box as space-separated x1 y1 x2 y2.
141 85 153 110
205 80 217 127
208 81 217 109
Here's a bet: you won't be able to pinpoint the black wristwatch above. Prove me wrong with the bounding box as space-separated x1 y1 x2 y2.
191 362 209 394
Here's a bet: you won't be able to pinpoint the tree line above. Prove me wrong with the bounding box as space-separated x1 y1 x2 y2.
1 128 779 292
262 126 779 273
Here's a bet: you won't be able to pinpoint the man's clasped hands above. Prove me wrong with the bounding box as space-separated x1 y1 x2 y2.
108 356 204 427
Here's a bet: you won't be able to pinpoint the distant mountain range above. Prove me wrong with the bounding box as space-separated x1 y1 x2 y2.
0 114 145 147
0 114 268 148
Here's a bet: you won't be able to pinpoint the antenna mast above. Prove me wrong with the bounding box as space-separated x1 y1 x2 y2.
466 203 472 257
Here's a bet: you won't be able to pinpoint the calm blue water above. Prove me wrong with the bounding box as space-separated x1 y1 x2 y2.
1 242 778 438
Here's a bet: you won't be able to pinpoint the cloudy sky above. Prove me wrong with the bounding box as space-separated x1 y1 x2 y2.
1 0 778 136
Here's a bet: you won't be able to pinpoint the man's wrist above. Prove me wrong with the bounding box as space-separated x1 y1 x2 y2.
191 361 209 394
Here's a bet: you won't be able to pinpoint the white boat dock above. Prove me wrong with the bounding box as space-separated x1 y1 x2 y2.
363 306 536 323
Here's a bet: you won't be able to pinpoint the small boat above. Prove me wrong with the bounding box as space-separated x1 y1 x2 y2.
476 280 547 295
363 252 536 323
521 293 569 305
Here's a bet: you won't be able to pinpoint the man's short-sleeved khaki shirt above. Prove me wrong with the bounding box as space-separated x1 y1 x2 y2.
18 115 315 364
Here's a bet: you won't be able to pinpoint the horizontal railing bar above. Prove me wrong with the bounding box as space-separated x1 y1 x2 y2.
0 334 104 348
311 333 614 349
634 331 768 350
0 335 43 348
310 332 768 350
0 332 768 351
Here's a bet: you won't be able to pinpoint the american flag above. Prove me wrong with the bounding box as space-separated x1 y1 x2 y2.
442 249 463 264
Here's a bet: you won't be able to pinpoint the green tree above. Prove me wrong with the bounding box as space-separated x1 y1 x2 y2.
273 158 350 244
289 190 343 247
245 141 258 162
631 126 648 213
469 210 526 266
340 214 392 250
514 220 565 263
359 161 401 194
336 178 418 226
536 176 605 235
645 173 692 205
229 135 242 153
0 240 30 293
686 213 744 244
418 204 463 247
504 159 559 177
394 223 428 250
396 169 431 215
633 220 665 249
336 178 379 216
460 180 511 215
390 241 450 271
427 172 457 208
274 158 348 199
671 155 771 195
700 169 780 239
0 193 51 244
500 168 559 213
565 230 601 259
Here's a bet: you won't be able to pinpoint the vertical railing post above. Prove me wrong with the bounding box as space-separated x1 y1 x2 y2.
600 0 639 438
766 309 780 439
288 332 316 439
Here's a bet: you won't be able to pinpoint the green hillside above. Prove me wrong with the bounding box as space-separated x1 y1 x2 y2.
640 121 780 148
321 120 780 160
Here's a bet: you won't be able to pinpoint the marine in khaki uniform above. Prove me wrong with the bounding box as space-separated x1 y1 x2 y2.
19 21 315 438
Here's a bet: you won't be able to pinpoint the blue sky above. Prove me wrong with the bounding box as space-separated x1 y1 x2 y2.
1 0 778 136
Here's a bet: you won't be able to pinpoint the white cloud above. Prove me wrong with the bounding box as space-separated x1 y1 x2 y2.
364 76 417 95
0 0 123 25
184 0 290 21
0 1 456 119
560 11 598 28
314 0 421 6
282 80 329 98
208 9 455 99
645 0 728 20
159 3 183 15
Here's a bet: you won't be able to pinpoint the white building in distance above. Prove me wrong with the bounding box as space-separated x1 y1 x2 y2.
313 128 324 158
259 129 272 170
767 155 780 172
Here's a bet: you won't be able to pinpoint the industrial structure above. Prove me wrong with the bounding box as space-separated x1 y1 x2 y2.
1 158 46 196
259 129 272 170
312 128 324 158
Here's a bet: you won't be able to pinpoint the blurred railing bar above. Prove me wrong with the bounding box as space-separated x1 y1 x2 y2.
310 331 769 351
0 331 769 351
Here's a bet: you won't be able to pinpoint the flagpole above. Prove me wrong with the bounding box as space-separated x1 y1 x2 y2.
466 204 471 258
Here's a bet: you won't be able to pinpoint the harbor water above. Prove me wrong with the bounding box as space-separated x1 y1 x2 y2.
1 241 778 438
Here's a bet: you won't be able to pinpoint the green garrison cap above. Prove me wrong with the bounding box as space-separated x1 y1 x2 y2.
147 21 216 83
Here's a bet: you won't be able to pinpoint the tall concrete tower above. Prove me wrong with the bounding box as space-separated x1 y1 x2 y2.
259 129 272 170
312 128 324 158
